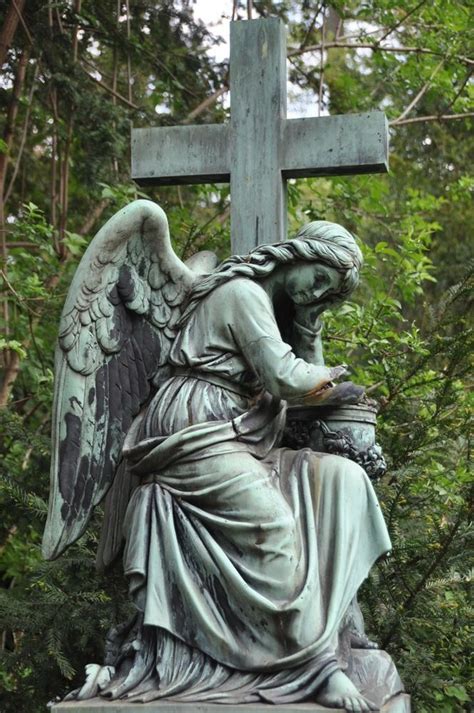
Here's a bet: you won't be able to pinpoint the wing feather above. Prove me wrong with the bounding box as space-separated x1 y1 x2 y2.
42 200 198 560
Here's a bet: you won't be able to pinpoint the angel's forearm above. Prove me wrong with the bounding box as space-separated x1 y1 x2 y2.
292 316 324 366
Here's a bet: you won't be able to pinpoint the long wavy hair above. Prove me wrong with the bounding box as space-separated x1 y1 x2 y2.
178 220 362 325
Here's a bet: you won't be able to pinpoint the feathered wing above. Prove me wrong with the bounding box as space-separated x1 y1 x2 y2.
42 200 197 560
95 249 219 571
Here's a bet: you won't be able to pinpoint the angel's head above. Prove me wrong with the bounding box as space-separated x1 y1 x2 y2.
179 220 362 325
253 220 362 310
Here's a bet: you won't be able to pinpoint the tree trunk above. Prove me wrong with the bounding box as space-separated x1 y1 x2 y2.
0 0 27 68
0 48 30 405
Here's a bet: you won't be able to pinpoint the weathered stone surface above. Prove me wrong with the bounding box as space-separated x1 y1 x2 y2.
283 403 387 480
282 112 388 179
131 17 389 255
346 649 405 708
43 16 406 712
52 695 411 712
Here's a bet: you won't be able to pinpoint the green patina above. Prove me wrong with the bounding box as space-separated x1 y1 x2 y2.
44 17 404 713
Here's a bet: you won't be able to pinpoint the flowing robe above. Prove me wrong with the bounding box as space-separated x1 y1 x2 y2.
103 278 391 703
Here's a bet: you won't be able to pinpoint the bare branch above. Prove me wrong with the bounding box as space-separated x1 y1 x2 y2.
5 61 40 204
0 48 30 191
318 4 326 117
333 27 389 44
49 88 58 231
78 199 109 236
57 0 82 251
55 6 64 34
300 4 322 51
0 0 26 67
125 0 132 103
0 268 39 315
390 111 474 127
181 86 228 124
0 47 30 373
5 242 41 250
71 0 81 62
288 41 474 67
0 351 20 406
394 58 444 124
377 0 428 44
11 0 33 45
79 63 139 109
445 69 474 112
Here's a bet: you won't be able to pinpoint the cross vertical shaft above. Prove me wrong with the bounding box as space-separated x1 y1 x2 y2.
131 17 389 257
230 18 287 254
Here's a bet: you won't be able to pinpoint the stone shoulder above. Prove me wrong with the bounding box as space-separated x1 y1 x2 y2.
210 276 270 304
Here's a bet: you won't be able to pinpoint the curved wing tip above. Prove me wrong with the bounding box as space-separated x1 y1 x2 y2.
41 521 77 560
41 539 62 561
125 198 166 218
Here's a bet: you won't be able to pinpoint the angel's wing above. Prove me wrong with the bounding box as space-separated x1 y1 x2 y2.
42 200 197 560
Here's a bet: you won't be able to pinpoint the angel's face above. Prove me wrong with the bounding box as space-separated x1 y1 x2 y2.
283 262 343 308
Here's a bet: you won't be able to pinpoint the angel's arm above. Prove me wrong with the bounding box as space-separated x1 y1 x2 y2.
292 305 325 366
227 281 362 405
227 282 337 402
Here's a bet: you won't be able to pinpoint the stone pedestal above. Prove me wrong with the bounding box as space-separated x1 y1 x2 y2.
52 697 411 712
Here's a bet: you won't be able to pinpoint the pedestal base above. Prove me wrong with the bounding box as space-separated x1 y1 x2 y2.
51 695 410 712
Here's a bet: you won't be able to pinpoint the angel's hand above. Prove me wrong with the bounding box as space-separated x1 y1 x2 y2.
302 379 365 406
294 304 323 331
292 312 325 365
328 364 349 381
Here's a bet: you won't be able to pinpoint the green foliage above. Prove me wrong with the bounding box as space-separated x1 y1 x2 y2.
0 1 472 712
324 227 472 713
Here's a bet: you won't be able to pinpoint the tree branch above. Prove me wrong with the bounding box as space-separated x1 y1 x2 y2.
445 68 474 111
288 41 473 67
0 0 26 67
0 47 30 376
181 86 228 124
390 111 474 127
4 60 40 204
376 0 428 44
5 242 41 250
318 4 326 116
124 0 132 103
381 508 465 648
78 199 109 236
79 63 139 109
299 4 322 51
11 0 33 45
0 351 20 406
393 58 444 124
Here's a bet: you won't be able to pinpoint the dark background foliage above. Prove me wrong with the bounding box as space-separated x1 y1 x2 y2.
0 2 472 711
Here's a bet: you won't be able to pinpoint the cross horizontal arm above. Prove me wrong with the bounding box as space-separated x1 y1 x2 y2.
132 124 230 185
282 111 389 178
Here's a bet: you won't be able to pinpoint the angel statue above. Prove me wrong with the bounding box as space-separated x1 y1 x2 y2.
43 200 398 713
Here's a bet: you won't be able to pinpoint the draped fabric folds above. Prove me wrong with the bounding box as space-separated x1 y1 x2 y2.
99 279 391 702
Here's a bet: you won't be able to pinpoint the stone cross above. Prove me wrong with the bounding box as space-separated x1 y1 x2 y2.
131 17 388 255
